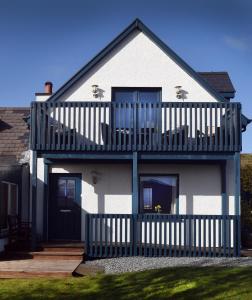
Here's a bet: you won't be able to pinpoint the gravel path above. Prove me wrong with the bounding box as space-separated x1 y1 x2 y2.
85 257 252 274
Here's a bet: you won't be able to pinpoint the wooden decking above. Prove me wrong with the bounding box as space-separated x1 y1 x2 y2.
0 242 85 278
0 259 81 278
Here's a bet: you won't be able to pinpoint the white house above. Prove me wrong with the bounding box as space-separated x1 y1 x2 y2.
29 19 250 257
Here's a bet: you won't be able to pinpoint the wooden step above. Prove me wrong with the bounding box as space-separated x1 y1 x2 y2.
0 270 72 278
0 259 82 278
241 248 252 257
39 243 85 253
74 263 105 276
40 242 84 248
31 251 84 260
41 247 84 252
4 250 84 261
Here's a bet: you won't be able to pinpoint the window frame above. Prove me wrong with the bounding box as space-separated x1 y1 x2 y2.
111 87 162 130
138 174 179 214
0 181 19 231
112 87 162 103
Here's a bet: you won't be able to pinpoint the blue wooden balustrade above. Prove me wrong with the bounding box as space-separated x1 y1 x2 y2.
85 214 240 258
31 101 241 152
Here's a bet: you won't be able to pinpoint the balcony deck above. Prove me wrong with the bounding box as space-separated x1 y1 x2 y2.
31 101 241 153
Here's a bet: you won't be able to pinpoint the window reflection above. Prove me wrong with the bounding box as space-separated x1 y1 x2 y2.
140 175 178 214
57 179 76 208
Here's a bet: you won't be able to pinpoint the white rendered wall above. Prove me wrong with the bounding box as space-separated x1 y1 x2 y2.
36 158 45 238
139 163 222 215
46 31 218 103
50 163 132 241
226 159 237 215
39 161 233 242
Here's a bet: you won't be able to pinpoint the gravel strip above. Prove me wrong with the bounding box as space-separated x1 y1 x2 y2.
85 257 252 274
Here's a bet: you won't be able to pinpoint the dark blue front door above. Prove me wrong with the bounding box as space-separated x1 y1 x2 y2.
48 174 81 241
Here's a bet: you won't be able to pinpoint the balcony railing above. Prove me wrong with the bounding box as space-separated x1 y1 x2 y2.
86 214 241 257
31 101 241 152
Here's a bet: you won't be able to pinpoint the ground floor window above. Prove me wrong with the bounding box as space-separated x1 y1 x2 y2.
0 182 18 229
139 175 178 214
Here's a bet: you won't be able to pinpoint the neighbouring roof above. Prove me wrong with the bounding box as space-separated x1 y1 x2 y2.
198 72 236 95
45 18 228 103
0 108 30 166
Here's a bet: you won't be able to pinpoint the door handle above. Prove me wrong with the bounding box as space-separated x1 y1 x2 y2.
60 209 71 213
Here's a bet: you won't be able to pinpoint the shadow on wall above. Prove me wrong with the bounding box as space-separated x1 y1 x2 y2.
84 163 132 214
36 162 227 243
181 164 223 215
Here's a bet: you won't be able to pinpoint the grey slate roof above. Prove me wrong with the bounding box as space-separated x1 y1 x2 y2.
198 72 235 94
0 108 30 167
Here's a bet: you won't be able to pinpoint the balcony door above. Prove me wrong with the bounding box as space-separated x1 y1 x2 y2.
112 87 161 130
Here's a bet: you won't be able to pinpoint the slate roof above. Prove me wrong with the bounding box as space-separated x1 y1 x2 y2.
198 72 236 94
0 108 30 166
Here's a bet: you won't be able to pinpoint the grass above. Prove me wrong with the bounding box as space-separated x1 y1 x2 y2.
0 267 252 300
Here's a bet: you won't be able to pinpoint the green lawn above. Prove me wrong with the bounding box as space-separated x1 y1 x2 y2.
0 267 252 300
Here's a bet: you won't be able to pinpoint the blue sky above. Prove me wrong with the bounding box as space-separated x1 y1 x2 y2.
0 0 251 152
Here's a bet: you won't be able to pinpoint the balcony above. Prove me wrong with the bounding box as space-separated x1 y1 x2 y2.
31 101 241 152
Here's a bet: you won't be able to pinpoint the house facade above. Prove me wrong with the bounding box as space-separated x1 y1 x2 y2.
29 19 250 257
0 108 30 252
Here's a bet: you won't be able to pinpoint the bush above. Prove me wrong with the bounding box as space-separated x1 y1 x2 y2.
241 165 252 246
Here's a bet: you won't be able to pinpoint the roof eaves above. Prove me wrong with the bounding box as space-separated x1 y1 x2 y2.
46 19 141 102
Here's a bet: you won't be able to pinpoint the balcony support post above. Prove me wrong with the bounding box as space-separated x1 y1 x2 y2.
234 152 241 256
220 161 227 215
234 153 240 216
132 152 138 214
31 150 37 251
43 160 50 241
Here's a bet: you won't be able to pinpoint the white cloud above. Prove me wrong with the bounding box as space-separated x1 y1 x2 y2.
224 35 249 51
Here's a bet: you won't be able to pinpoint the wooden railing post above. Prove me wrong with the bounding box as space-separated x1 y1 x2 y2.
31 150 37 251
85 213 89 257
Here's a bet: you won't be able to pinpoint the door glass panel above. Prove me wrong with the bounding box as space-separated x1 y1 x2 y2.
57 179 66 208
57 178 76 208
138 89 160 129
113 88 135 129
140 176 177 213
138 89 160 103
66 180 75 207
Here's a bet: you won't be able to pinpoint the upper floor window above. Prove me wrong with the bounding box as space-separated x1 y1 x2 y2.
112 87 161 103
112 87 161 129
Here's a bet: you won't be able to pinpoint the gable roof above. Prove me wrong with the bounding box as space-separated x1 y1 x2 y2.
46 18 228 103
198 72 235 94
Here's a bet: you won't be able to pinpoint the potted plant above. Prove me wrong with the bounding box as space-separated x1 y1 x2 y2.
154 204 162 213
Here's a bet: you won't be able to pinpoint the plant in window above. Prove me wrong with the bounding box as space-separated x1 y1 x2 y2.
154 204 162 213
